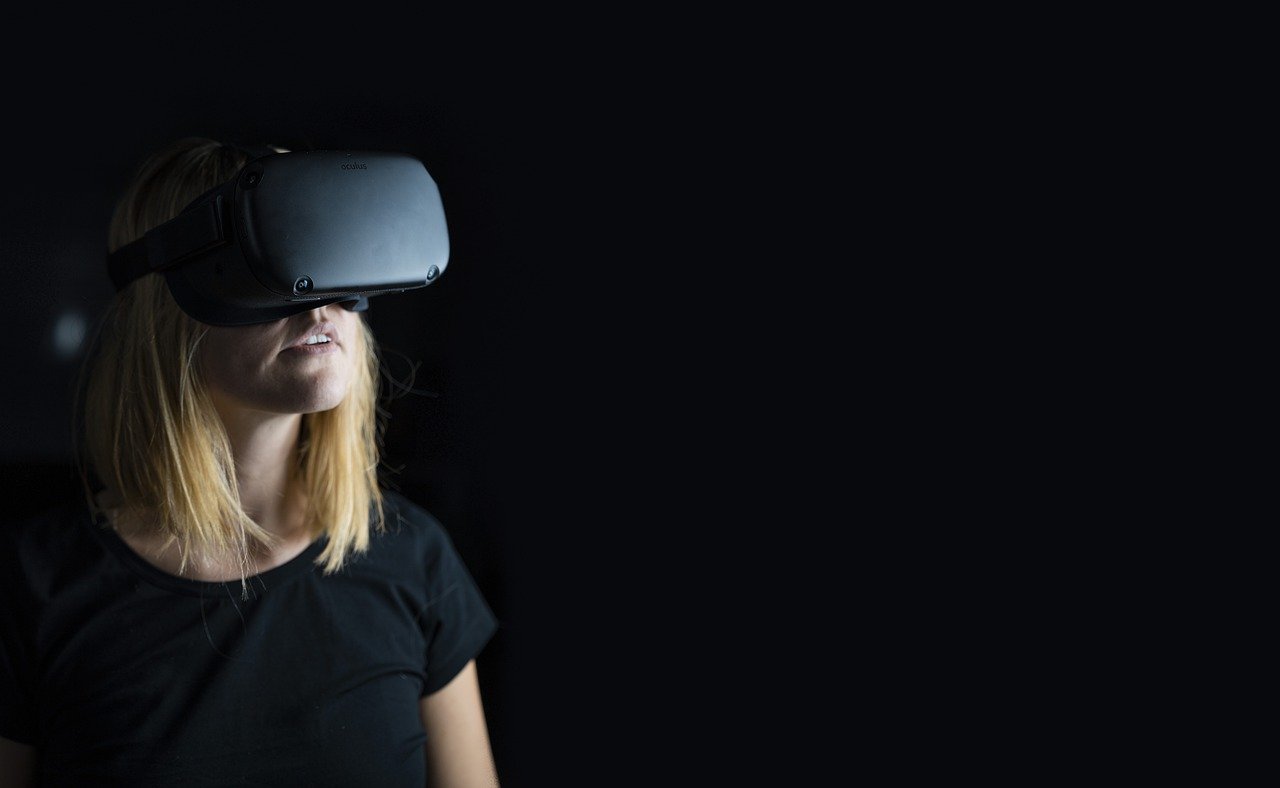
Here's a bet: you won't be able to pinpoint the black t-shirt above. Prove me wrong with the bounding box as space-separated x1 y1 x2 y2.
0 490 499 787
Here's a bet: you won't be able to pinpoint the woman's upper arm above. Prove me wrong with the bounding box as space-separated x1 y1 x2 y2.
419 659 499 788
0 735 35 788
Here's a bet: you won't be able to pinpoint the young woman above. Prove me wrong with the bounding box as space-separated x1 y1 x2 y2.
0 138 501 786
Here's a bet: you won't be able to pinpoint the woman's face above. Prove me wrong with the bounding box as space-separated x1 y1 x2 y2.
199 302 364 416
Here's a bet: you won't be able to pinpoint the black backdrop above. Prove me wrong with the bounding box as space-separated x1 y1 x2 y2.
0 61 665 784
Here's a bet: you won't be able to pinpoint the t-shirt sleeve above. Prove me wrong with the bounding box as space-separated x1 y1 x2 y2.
419 518 500 696
0 627 35 743
0 536 37 744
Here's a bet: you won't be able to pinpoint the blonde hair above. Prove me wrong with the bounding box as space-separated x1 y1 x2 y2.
75 137 387 597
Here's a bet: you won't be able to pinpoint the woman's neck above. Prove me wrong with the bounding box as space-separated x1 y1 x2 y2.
211 402 306 541
96 406 313 578
93 401 315 581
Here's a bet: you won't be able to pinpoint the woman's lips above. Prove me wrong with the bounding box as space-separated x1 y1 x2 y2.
284 321 339 352
281 341 339 355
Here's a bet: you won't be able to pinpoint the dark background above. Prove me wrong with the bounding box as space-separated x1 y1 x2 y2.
0 57 682 784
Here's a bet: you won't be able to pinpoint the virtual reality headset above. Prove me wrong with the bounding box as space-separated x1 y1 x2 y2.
107 146 450 326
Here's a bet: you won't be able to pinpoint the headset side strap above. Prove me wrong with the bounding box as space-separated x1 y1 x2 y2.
106 196 227 291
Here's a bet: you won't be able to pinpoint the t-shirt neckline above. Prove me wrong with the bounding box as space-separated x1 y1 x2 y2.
83 505 329 597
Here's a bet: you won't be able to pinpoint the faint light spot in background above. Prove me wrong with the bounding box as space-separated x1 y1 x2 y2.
54 312 87 358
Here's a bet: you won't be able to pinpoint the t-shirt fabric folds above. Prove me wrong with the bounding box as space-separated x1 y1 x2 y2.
0 490 499 787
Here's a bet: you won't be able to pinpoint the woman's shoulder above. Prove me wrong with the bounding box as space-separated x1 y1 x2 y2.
374 490 486 602
3 497 93 550
376 489 465 562
1 497 98 589
380 489 448 540
380 487 437 522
